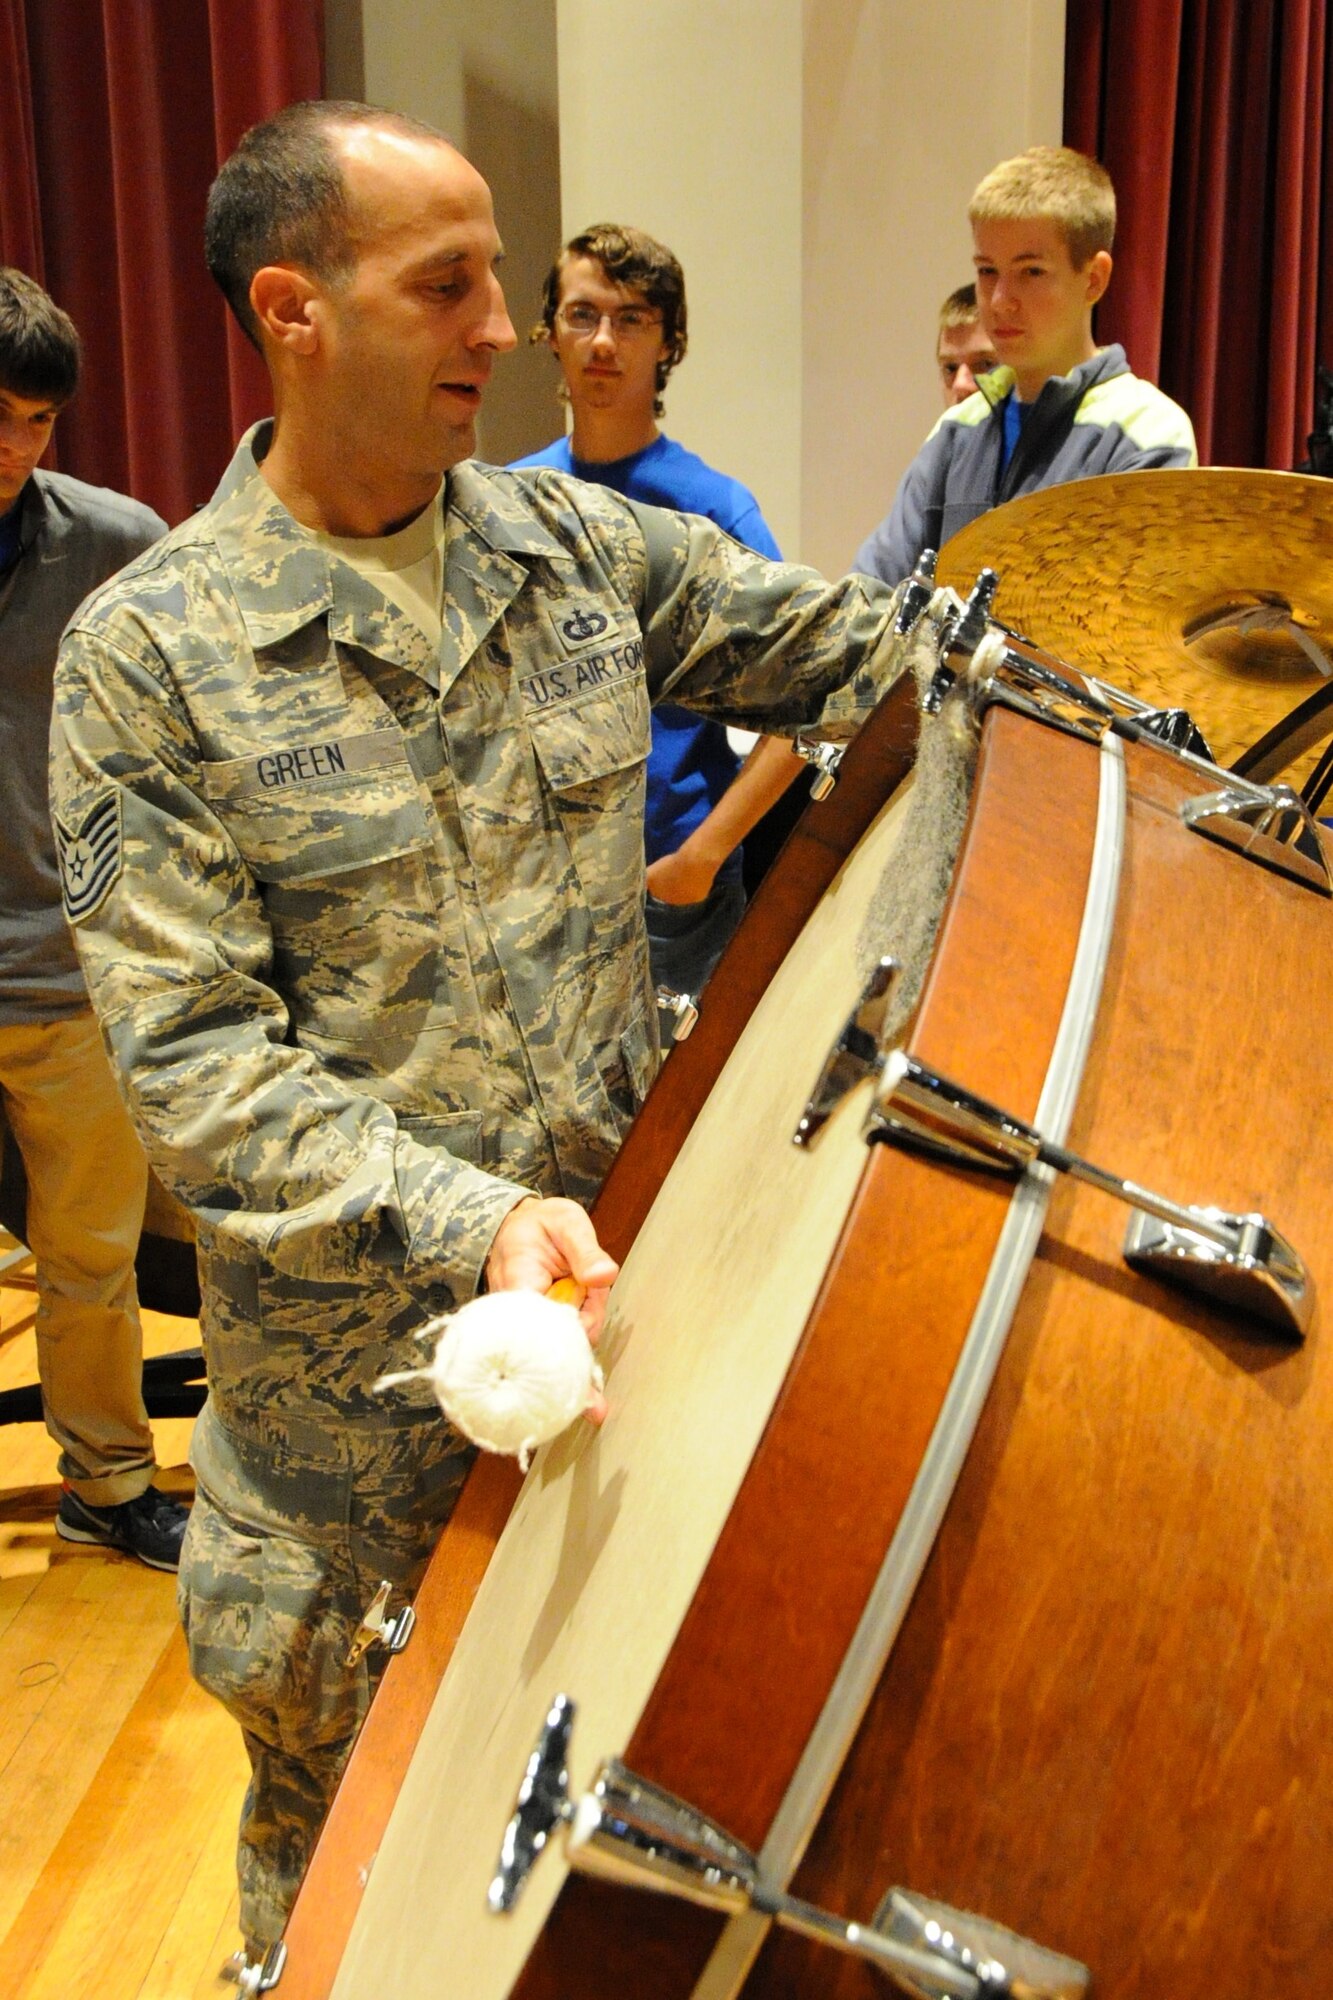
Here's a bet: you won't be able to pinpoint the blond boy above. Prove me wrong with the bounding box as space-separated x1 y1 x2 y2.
856 146 1196 583
937 283 997 405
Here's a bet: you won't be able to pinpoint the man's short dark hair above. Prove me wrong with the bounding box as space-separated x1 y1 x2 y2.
533 223 688 416
0 268 80 405
204 99 450 350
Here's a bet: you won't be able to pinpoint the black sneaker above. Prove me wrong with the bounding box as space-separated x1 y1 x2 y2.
56 1485 190 1572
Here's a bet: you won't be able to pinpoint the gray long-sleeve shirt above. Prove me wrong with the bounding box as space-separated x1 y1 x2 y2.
0 468 164 1022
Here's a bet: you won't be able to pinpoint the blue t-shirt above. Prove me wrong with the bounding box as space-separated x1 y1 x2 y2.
509 434 782 875
1000 392 1028 472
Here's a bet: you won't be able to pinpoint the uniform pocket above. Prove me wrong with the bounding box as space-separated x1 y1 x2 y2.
202 738 434 886
398 1108 486 1168
529 681 650 915
203 739 449 1047
602 1000 659 1130
527 677 650 792
179 1492 370 1756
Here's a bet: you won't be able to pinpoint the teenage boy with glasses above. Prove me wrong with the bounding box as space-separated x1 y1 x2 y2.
513 224 804 1016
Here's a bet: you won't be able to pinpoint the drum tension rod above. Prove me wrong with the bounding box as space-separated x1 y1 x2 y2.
926 570 1333 898
655 984 699 1043
795 548 945 801
929 566 1220 765
896 546 941 636
792 733 845 800
490 1695 1088 2000
219 1943 286 1995
867 1052 1312 1343
793 957 902 1146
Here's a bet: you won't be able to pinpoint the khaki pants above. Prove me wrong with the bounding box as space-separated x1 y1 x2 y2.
0 1010 155 1503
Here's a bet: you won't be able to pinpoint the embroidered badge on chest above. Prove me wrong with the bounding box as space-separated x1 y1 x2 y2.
542 602 614 658
54 791 123 924
560 605 609 645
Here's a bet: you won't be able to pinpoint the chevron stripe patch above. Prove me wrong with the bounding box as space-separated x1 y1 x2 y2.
54 791 123 924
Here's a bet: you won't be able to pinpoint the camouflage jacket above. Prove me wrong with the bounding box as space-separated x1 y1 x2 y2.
50 428 908 1452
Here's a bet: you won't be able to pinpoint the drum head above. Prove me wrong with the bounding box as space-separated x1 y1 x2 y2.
332 784 923 2000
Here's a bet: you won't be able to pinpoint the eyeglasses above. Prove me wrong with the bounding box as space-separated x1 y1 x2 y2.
556 303 663 339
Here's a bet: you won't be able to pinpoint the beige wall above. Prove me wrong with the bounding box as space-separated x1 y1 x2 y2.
331 0 563 466
330 0 1065 558
557 0 804 555
801 0 1066 574
556 0 1063 568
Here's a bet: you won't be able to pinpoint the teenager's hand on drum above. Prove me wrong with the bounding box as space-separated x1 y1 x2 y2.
485 1198 617 1419
646 842 719 906
647 737 805 907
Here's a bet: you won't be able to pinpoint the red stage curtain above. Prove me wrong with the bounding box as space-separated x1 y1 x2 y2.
0 0 43 281
1065 0 1331 471
4 0 322 523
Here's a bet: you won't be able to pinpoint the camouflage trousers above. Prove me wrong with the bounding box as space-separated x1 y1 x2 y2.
178 1466 469 1954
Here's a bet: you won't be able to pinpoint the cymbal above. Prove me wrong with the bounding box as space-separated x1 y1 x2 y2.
937 469 1333 775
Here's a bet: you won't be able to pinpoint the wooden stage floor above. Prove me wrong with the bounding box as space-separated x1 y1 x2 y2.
0 1255 248 1999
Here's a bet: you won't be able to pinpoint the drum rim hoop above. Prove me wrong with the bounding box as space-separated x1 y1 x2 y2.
691 729 1129 2000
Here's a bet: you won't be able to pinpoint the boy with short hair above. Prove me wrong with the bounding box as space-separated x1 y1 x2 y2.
936 283 997 406
0 268 182 1570
855 146 1196 584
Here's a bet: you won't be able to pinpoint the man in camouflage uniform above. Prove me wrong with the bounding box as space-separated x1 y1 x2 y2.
49 102 919 1958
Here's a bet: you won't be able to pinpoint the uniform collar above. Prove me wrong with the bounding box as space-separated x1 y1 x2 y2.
445 457 570 562
208 425 567 692
437 461 574 693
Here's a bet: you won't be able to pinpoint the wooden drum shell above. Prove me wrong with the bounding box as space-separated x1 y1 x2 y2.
753 736 1333 1998
512 710 1107 1999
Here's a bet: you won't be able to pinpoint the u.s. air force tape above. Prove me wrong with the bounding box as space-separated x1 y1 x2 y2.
54 791 123 924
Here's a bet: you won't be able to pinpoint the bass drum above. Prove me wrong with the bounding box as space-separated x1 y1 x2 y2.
300 682 1333 1999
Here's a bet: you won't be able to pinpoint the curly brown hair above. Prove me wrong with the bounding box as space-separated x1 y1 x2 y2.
532 223 688 416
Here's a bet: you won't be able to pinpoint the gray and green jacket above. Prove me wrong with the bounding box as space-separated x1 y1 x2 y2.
854 344 1197 586
49 425 913 1524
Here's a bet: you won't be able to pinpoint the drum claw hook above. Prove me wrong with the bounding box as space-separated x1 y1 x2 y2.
490 1696 1088 1998
868 1051 1312 1343
794 957 903 1148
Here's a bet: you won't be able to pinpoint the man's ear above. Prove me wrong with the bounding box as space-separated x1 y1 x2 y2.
249 266 323 355
1085 250 1112 308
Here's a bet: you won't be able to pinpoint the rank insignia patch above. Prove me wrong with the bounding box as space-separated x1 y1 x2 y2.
55 791 123 924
